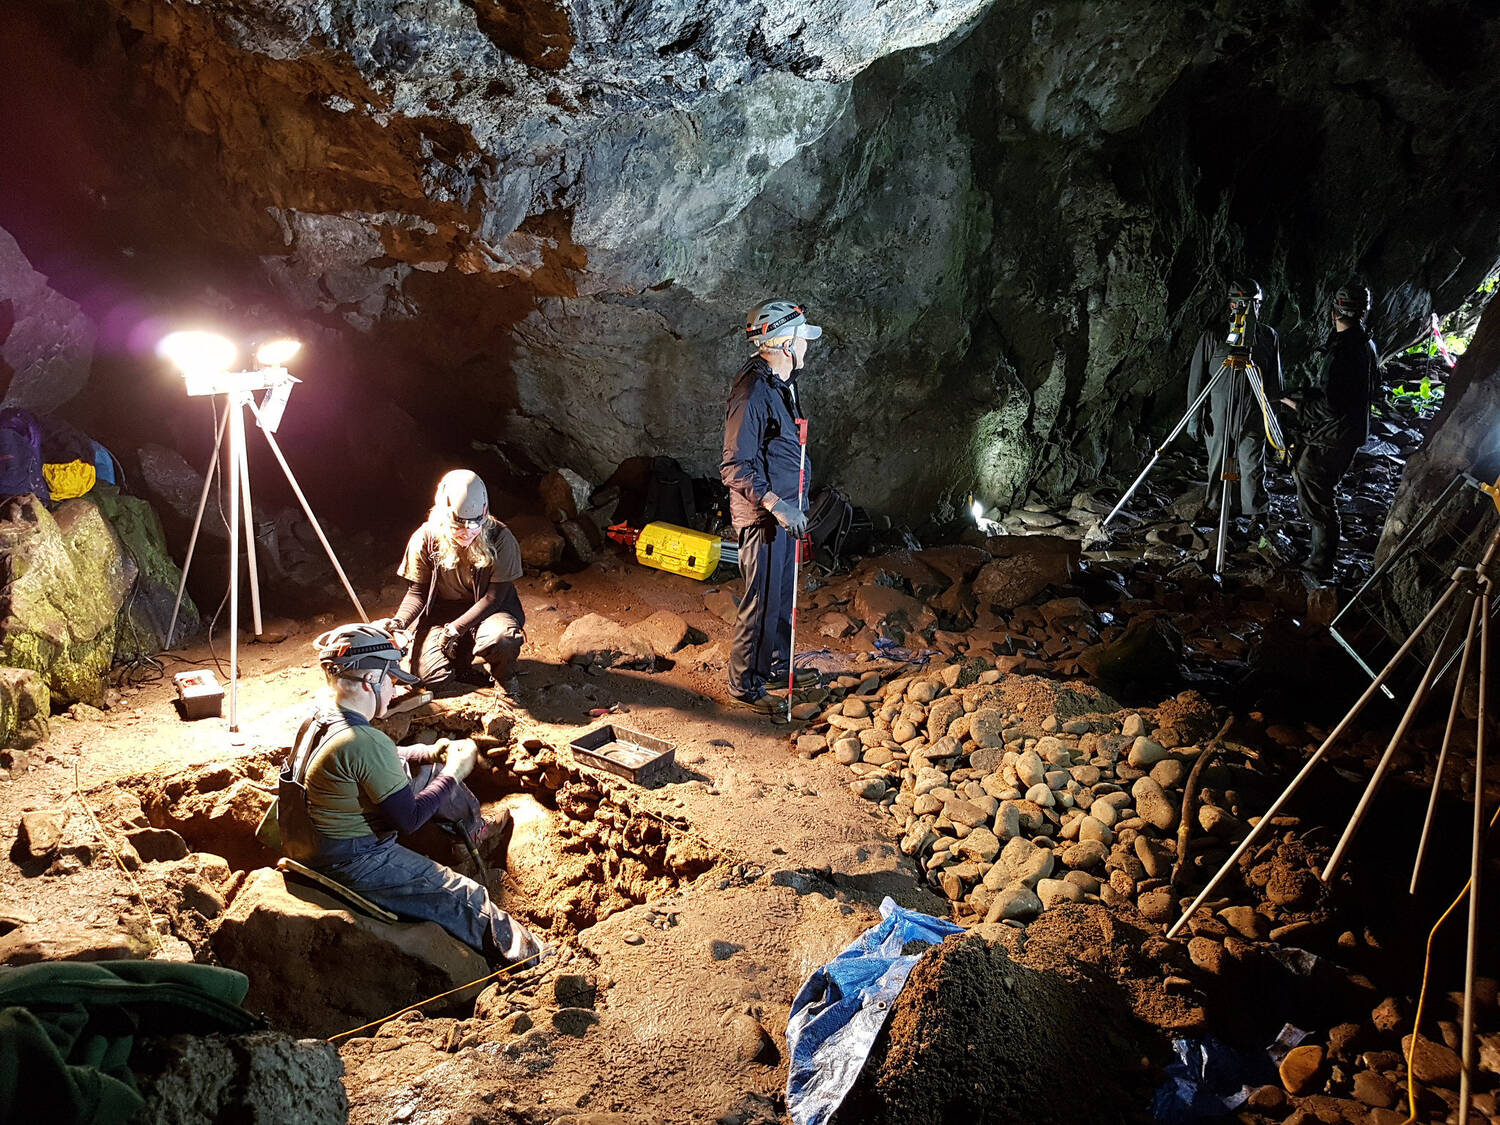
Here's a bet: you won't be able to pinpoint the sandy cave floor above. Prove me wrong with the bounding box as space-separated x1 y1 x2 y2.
3 529 1498 1125
1 556 956 1123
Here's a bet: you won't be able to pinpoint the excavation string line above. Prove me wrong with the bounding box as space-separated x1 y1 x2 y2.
1401 797 1499 1125
70 763 167 955
328 948 545 1043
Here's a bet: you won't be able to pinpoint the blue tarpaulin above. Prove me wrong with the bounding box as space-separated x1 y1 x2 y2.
784 897 962 1125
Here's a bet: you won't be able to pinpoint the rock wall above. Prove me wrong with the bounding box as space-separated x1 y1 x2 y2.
0 227 94 417
1375 297 1500 656
2 1 1499 519
0 489 196 731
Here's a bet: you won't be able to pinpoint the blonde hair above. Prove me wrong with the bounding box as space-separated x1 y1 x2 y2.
426 508 505 573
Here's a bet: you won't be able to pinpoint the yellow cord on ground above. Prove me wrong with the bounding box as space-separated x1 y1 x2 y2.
1401 800 1499 1124
328 949 544 1043
71 763 166 955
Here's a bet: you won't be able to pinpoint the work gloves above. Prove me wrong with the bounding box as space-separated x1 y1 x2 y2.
438 624 468 664
766 497 808 536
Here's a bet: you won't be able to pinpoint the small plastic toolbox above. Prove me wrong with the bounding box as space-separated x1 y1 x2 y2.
173 669 224 720
569 724 676 785
635 522 722 581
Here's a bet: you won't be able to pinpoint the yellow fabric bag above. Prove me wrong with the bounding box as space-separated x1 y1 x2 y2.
42 459 97 500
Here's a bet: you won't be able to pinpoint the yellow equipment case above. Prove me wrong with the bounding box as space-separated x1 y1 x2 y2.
634 521 722 580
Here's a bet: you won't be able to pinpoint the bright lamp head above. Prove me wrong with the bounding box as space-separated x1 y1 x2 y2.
158 331 236 377
255 338 302 367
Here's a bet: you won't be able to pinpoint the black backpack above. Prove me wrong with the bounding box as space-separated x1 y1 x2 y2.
643 456 696 528
0 406 49 501
805 486 872 569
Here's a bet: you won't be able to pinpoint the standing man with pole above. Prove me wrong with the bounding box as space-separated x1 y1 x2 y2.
721 300 821 714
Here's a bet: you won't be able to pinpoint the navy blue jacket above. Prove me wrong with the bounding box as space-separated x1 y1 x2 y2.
721 356 810 531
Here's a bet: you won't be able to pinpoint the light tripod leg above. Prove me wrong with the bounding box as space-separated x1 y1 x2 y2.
1322 596 1468 882
168 404 231 647
1410 592 1484 893
248 400 368 622
236 408 264 638
1458 578 1489 1125
1214 370 1239 574
227 397 243 733
1166 574 1465 939
1103 362 1231 529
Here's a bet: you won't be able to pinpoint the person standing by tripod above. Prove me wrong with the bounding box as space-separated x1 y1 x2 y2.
1281 285 1379 580
1186 279 1284 542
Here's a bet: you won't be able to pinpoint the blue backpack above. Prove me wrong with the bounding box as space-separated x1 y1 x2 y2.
0 407 49 501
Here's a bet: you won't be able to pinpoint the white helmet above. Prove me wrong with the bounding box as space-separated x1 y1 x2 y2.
434 469 490 546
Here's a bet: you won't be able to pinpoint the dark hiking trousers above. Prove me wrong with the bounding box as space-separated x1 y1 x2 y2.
729 520 794 699
412 588 526 687
1294 429 1361 568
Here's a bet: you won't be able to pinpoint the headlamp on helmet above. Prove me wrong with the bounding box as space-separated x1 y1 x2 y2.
745 299 823 349
315 622 417 684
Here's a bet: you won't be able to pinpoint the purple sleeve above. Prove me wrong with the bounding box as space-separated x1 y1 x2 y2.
376 771 457 835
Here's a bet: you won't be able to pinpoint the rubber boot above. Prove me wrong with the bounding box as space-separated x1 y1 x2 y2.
1303 525 1333 581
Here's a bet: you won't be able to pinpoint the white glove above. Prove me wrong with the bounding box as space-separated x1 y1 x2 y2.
766 497 808 536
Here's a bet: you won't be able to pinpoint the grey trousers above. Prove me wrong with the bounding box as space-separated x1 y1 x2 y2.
1203 390 1268 517
311 832 540 964
412 590 526 687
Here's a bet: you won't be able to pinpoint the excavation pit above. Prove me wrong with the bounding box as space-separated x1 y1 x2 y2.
98 700 723 1037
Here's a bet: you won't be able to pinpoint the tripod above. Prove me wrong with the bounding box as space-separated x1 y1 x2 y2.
167 375 367 732
1169 482 1499 1123
1101 306 1288 574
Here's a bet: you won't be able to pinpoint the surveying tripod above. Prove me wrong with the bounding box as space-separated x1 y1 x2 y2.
1101 299 1291 574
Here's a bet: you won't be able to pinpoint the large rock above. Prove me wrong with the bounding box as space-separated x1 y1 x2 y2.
133 1030 348 1125
0 666 47 748
90 484 200 652
507 514 565 570
636 609 693 654
558 612 658 670
0 922 147 965
211 868 490 1039
971 537 1078 612
0 495 133 707
852 584 937 642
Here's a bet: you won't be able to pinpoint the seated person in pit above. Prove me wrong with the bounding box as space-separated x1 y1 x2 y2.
277 622 543 965
385 469 527 697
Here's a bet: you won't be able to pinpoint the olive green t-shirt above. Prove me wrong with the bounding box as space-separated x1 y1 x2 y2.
397 522 524 603
303 718 409 839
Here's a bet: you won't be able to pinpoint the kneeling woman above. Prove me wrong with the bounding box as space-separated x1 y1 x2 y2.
278 623 542 965
388 469 526 694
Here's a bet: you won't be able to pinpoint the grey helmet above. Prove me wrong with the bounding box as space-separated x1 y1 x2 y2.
1332 285 1371 320
1228 279 1263 308
745 299 823 347
314 622 417 683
